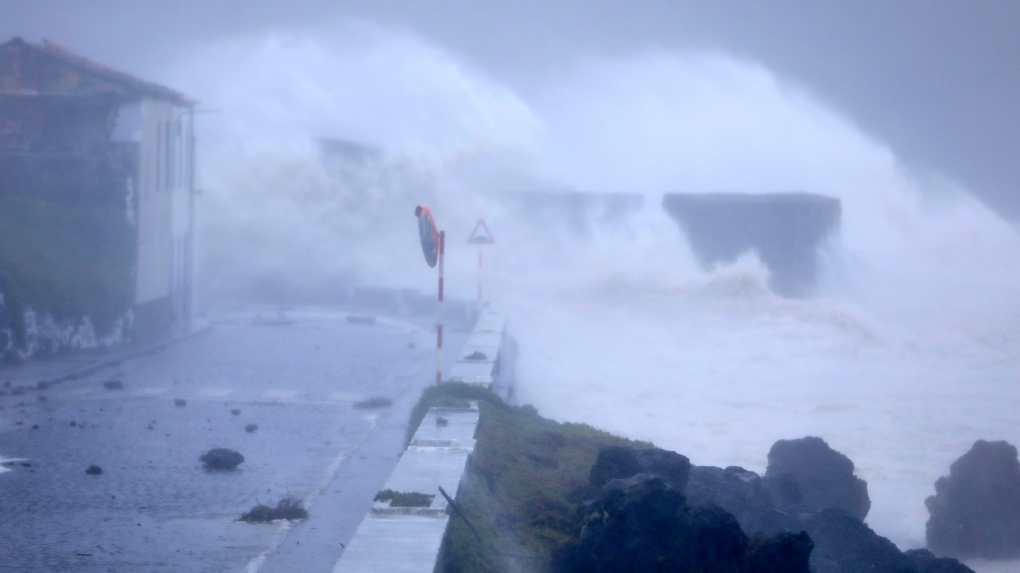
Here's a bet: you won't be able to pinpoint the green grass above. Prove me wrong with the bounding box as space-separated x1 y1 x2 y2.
405 382 509 447
0 196 134 347
433 390 653 573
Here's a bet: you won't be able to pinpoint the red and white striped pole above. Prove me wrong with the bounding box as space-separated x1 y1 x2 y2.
436 230 445 385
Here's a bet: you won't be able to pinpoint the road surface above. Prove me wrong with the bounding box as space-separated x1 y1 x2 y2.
0 310 467 573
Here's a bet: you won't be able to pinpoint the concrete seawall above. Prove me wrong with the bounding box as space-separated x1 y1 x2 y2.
332 308 512 573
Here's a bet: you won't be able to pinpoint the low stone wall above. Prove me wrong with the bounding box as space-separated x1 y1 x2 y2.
332 310 510 573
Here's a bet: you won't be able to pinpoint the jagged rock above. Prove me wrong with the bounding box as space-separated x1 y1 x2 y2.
558 474 748 573
747 531 813 573
588 445 691 492
765 436 870 520
925 440 1020 559
805 508 914 573
199 448 244 470
686 465 800 537
904 549 975 573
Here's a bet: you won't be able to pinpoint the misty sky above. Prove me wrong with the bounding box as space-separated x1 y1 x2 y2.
4 0 1019 220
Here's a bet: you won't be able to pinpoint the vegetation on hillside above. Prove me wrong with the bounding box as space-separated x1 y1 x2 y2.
430 385 651 573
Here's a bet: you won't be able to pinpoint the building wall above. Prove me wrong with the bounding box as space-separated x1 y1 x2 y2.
134 97 194 341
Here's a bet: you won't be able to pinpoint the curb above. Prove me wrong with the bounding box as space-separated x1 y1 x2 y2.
41 324 216 387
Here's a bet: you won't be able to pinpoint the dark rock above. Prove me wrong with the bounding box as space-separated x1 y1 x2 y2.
85 464 102 475
904 549 975 573
102 379 123 390
747 531 813 573
588 445 691 492
231 409 241 416
559 474 748 573
925 440 1020 559
687 465 800 537
174 398 187 406
245 423 258 433
805 508 914 573
764 436 870 520
199 448 244 470
436 417 448 427
69 420 76 427
31 424 38 429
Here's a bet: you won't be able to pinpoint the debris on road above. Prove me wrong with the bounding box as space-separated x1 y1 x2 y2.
238 496 308 522
200 448 244 471
374 489 434 508
85 465 103 475
245 423 258 433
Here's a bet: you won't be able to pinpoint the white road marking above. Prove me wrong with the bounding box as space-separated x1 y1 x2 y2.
263 390 297 400
136 387 168 396
196 388 233 397
328 392 363 402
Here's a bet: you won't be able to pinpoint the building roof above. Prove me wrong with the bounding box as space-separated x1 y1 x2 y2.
0 37 193 106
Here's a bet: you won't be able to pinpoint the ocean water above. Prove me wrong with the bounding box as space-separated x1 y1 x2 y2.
169 25 1020 569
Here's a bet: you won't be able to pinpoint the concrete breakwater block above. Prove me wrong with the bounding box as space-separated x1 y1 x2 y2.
662 192 840 297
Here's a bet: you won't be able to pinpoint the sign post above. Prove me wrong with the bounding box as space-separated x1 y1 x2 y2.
467 219 495 302
415 205 444 385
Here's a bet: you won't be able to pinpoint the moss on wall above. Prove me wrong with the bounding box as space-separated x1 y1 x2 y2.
0 196 134 348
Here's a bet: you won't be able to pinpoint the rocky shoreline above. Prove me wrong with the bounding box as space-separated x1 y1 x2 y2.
433 386 1020 573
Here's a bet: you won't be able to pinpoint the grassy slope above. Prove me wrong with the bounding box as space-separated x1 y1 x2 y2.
428 384 650 573
0 196 134 346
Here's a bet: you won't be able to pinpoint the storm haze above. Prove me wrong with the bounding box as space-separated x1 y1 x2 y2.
5 0 1020 219
2 2 1019 570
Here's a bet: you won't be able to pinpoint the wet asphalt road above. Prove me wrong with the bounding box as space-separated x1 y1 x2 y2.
0 311 467 573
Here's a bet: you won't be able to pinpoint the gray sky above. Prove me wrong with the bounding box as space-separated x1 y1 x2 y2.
5 0 1019 220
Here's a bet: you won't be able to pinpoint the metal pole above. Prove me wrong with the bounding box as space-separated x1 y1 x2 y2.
437 231 445 385
477 247 483 302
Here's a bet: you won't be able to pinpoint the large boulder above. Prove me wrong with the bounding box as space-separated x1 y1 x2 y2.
904 549 975 573
764 436 870 520
747 531 813 573
805 508 915 573
199 448 245 471
588 445 691 492
686 465 800 537
559 474 747 573
925 440 1020 559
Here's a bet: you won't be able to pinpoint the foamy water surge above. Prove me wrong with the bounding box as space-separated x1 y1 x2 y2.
169 26 1020 568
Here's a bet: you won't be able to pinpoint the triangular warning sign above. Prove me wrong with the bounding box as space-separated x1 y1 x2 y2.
467 219 495 244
